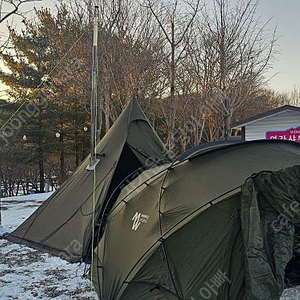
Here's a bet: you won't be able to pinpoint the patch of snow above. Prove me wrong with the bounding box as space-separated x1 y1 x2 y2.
281 286 300 299
0 193 53 235
0 193 98 299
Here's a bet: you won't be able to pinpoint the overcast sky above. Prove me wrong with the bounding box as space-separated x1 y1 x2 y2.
0 0 300 95
257 0 300 92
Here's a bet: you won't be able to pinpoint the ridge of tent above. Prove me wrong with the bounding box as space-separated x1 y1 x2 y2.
180 139 300 161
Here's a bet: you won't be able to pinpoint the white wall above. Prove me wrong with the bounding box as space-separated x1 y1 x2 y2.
245 110 300 141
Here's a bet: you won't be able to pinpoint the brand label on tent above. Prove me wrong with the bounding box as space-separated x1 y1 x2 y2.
131 212 149 230
266 127 300 143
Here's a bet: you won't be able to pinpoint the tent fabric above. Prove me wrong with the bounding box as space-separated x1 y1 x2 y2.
178 140 242 161
7 97 171 262
241 165 300 300
6 95 300 299
92 140 300 299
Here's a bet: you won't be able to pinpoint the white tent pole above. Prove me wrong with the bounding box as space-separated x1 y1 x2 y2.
89 5 99 168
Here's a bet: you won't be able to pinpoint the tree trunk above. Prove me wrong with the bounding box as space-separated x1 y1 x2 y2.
73 103 79 167
75 130 80 167
104 89 111 133
169 19 176 154
60 132 65 183
97 93 103 141
223 103 232 139
38 141 45 193
38 99 45 193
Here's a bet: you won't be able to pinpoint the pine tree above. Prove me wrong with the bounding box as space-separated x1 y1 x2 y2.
0 6 91 188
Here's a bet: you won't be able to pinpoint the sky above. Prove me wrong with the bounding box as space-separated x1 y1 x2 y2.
0 0 300 95
256 0 300 92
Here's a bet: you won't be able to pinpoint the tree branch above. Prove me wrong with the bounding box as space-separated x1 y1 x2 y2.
0 0 41 24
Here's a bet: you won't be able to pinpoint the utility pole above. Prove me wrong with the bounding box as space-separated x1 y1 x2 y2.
88 5 100 170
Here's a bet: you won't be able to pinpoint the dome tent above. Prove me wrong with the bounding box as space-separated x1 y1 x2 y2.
92 140 300 300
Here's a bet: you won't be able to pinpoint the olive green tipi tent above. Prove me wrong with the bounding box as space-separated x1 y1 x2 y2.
7 97 171 263
92 140 300 300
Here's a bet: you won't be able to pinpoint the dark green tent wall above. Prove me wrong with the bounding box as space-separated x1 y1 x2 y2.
241 165 300 300
7 98 171 263
92 140 300 300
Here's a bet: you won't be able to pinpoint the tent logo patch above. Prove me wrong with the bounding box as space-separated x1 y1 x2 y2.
131 212 149 230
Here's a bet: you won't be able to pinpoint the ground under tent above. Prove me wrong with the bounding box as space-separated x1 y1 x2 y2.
92 140 300 300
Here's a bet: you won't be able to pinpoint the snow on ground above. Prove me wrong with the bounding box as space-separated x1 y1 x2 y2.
0 192 299 299
281 286 300 300
0 193 98 300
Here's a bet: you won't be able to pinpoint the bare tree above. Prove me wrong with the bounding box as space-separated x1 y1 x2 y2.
181 17 216 144
0 0 43 53
91 0 166 136
0 0 41 23
278 87 300 107
144 0 201 153
194 0 277 139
